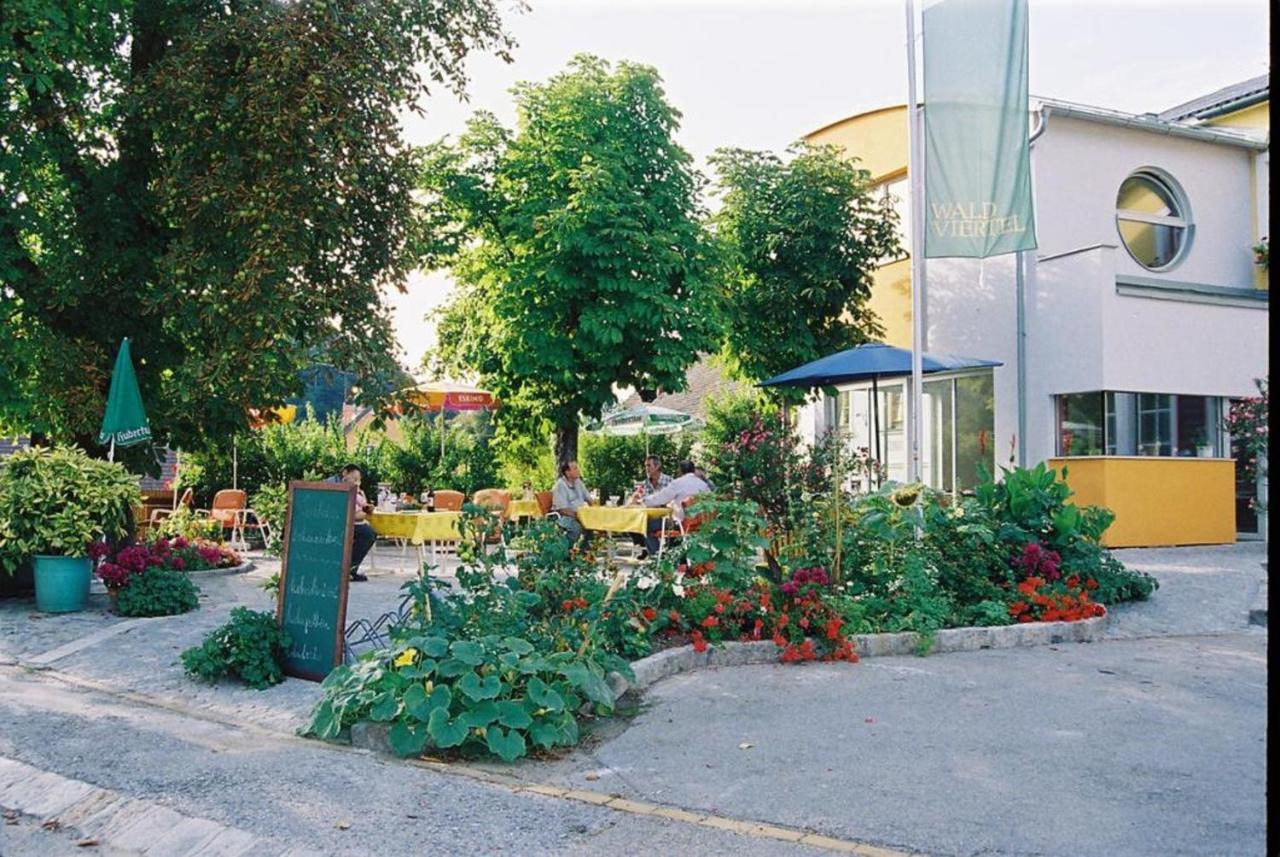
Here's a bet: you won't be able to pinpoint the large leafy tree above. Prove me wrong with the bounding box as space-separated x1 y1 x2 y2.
422 55 719 465
709 143 899 400
1 0 514 451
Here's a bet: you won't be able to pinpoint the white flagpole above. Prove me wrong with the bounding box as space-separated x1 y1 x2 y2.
904 0 927 485
108 439 115 463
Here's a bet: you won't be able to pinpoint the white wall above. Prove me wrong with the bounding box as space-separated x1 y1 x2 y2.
1033 115 1258 288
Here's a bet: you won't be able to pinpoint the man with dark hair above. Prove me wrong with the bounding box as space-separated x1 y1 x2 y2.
641 459 710 556
339 463 376 582
628 454 671 504
552 460 592 547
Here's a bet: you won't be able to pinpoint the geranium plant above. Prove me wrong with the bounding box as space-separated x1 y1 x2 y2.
1223 376 1268 512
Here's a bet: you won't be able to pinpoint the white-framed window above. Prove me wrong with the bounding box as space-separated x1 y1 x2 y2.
1115 169 1193 270
1057 391 1225 458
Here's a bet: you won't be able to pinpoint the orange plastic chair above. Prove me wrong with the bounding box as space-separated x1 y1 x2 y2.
432 490 465 512
471 489 512 519
198 489 272 551
535 491 553 516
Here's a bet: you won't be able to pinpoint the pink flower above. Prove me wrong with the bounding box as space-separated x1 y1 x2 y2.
169 556 186 570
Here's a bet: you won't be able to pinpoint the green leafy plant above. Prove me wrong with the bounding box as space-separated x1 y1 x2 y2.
0 446 141 574
423 54 720 466
153 507 222 542
251 483 288 554
305 634 625 762
114 568 200 617
181 607 291 690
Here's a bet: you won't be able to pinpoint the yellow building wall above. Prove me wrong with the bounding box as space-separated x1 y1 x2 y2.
805 105 908 184
1205 100 1270 132
1048 457 1237 548
868 257 913 347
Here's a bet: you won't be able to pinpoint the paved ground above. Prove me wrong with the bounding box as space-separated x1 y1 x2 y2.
0 540 1268 856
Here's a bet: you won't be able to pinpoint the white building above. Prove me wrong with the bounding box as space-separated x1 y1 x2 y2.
800 77 1269 546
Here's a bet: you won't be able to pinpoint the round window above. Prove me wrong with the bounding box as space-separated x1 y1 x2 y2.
1115 170 1192 270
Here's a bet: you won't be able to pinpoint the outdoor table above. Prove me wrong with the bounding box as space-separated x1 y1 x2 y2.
507 498 542 519
368 510 462 567
577 504 668 536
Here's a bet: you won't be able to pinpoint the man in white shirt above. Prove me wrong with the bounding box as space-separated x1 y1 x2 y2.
641 460 710 556
552 460 592 546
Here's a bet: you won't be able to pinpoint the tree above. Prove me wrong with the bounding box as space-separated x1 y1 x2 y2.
421 55 719 465
1 0 515 451
709 143 900 400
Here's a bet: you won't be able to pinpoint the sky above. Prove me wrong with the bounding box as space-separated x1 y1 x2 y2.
385 0 1271 373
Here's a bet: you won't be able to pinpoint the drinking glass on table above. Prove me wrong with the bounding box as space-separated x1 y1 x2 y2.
608 495 620 507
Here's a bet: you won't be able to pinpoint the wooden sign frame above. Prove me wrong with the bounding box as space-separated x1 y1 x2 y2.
276 480 356 681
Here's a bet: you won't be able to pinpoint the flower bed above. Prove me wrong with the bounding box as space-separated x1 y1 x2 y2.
300 464 1157 763
92 536 241 591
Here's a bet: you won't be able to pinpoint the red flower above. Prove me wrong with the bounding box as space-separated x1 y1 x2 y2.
1085 578 1099 590
691 631 708 653
642 607 657 622
668 609 681 622
701 615 719 629
561 600 574 612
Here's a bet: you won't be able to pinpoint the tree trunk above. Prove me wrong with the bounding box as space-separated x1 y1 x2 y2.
554 423 579 470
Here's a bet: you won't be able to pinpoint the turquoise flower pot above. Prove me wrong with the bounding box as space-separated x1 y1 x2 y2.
33 555 92 613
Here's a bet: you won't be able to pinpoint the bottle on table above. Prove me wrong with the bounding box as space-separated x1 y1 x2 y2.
522 481 533 501
426 488 435 513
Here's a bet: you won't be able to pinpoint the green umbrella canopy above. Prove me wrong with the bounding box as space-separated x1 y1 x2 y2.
584 404 701 436
98 338 152 449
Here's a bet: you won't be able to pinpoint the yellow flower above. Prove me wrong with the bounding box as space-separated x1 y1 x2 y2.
393 648 418 668
891 483 923 508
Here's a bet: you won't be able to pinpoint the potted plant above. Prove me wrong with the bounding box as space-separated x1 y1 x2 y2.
1190 430 1214 458
0 446 140 612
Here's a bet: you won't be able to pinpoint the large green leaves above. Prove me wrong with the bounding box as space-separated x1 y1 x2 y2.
423 55 718 450
2 0 514 446
710 143 899 398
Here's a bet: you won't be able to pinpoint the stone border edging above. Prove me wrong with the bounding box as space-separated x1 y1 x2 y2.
606 614 1110 698
188 559 255 577
349 614 1107 757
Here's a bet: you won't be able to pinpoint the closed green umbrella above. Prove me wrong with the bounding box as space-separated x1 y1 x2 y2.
98 338 152 461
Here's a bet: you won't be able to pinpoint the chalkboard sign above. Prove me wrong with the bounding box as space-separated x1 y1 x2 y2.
276 481 355 681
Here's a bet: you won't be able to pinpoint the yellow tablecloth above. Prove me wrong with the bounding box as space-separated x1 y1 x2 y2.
507 498 542 519
577 505 668 536
368 511 462 544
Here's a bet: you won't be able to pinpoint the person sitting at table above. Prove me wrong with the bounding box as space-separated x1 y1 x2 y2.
694 465 715 492
628 455 671 504
640 460 711 557
338 463 376 582
552 460 592 547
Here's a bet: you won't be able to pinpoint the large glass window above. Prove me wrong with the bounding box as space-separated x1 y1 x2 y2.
1115 171 1192 270
1137 393 1173 456
955 373 995 489
1058 391 1224 458
1058 393 1104 456
832 370 994 493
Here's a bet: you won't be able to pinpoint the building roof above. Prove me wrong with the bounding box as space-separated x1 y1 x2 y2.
1031 96 1269 150
1158 74 1270 123
620 355 750 420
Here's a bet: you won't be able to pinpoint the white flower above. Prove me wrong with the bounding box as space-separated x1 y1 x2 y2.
672 584 685 597
636 575 657 591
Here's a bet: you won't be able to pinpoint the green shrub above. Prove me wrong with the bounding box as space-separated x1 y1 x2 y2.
181 607 291 689
578 431 696 501
115 568 200 617
153 507 222 542
0 446 141 575
251 483 288 554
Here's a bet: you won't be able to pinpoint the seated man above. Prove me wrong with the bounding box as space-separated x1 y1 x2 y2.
628 455 671 504
552 460 592 547
627 455 672 547
641 460 711 557
338 463 377 582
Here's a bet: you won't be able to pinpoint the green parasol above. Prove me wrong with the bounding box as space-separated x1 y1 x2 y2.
98 337 152 461
584 404 701 457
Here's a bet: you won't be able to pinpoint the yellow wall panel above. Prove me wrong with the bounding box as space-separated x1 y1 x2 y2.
805 106 908 183
1205 101 1270 132
1048 457 1237 548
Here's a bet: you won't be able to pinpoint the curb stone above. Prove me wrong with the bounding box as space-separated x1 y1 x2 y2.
0 755 294 857
349 615 1107 756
